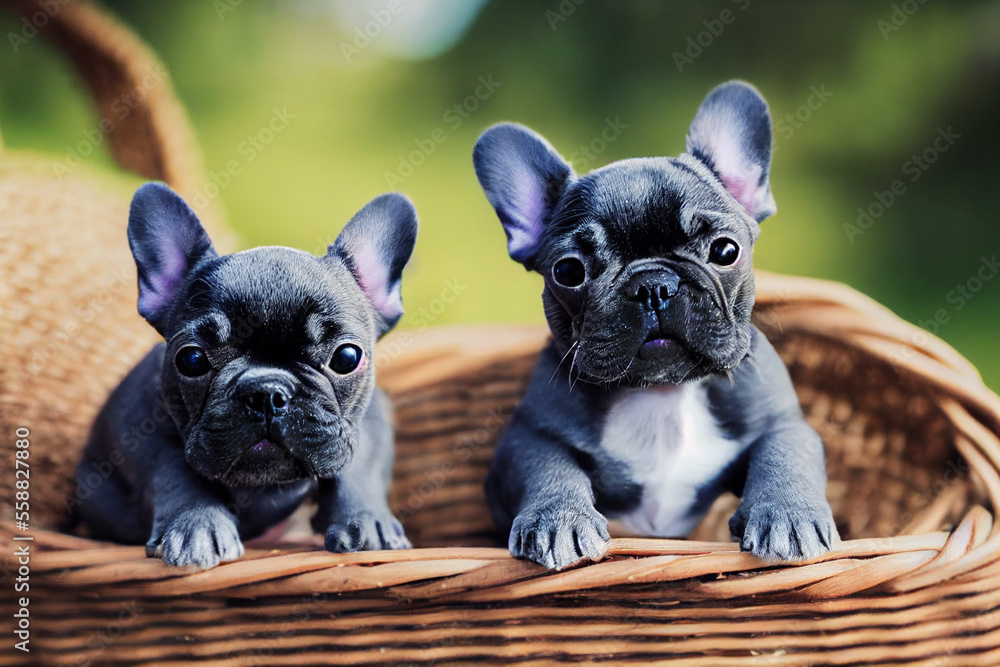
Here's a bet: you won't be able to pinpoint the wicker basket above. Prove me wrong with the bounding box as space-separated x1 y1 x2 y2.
5 2 1000 666
0 0 227 533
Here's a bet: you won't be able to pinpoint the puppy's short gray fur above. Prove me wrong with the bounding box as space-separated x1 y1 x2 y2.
473 81 839 570
75 183 417 569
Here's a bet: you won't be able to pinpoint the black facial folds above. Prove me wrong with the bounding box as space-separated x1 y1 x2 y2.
160 248 377 487
473 82 777 389
538 157 757 386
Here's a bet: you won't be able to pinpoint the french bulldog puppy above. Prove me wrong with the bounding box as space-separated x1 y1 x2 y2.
473 81 838 570
75 183 417 569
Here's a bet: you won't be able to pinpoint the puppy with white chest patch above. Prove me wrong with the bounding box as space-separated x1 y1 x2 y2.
473 81 839 570
75 183 417 569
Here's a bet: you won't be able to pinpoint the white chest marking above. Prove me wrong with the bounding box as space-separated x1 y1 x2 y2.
600 383 742 537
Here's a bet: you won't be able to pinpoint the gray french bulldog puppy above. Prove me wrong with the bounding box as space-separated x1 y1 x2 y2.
74 183 417 569
473 81 839 570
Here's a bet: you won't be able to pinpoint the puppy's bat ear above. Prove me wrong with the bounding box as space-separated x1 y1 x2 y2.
128 182 217 333
686 81 777 223
473 123 573 268
329 193 418 335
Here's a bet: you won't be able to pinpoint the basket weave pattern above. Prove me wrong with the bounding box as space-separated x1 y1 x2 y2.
0 0 226 530
7 274 1000 664
4 1 1000 663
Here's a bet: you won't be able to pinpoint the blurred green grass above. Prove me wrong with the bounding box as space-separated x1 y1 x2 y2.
2 1 998 387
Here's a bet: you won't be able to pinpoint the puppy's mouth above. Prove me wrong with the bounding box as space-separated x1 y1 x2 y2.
239 434 301 468
637 324 682 360
251 438 279 453
641 332 676 351
188 384 360 485
239 432 288 456
208 434 313 487
244 430 288 455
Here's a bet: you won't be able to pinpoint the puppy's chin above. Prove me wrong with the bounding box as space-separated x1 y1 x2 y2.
565 325 752 386
200 441 315 487
184 422 357 488
631 337 708 384
571 340 706 386
627 338 739 385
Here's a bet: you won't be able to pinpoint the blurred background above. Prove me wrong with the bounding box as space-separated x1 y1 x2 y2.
2 1 998 386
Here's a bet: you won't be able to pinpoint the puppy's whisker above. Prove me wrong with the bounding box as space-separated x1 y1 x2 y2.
603 356 634 386
619 357 635 382
550 340 580 386
560 340 579 368
676 357 707 385
568 344 583 392
221 448 249 480
565 311 593 392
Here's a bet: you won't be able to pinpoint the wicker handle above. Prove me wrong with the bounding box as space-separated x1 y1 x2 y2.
5 0 214 218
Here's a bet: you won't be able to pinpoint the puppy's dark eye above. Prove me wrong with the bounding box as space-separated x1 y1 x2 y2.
175 346 211 377
709 238 740 266
552 257 586 288
330 344 363 375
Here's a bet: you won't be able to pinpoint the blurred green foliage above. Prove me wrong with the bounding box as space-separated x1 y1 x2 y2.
2 1 998 386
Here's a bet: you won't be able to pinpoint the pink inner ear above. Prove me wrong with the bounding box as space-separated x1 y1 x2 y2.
721 167 760 216
352 244 403 320
708 129 762 215
505 170 546 258
515 173 545 234
140 243 189 317
688 115 771 219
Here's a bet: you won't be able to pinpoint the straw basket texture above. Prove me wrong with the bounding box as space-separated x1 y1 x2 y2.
5 2 1000 666
0 0 226 531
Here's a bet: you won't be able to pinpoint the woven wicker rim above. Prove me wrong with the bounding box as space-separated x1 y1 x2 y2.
10 270 1000 605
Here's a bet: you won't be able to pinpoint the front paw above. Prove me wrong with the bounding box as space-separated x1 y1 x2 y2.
146 506 244 569
509 502 610 570
324 511 411 553
730 496 838 562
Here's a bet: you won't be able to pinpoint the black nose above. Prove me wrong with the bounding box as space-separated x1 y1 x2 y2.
627 269 680 311
234 371 298 419
244 387 290 416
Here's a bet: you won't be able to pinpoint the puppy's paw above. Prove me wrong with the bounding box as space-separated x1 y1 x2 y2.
730 496 838 563
324 511 412 553
146 507 244 569
509 503 610 570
